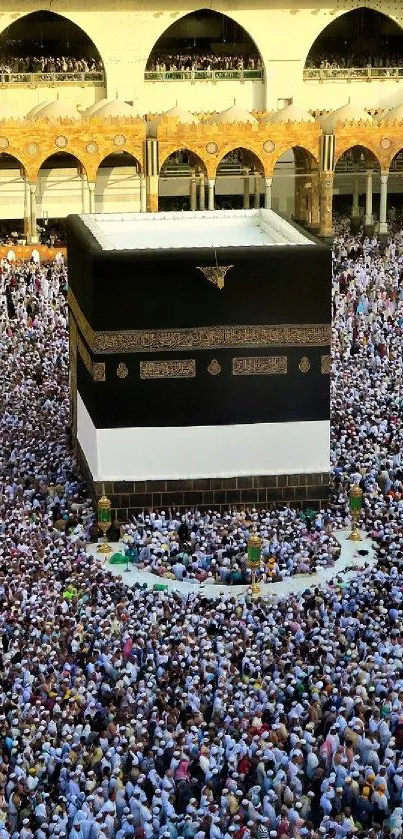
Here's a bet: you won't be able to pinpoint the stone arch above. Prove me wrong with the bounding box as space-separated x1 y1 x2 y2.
0 153 27 231
214 146 265 210
144 8 264 75
159 148 208 211
271 146 318 222
389 147 403 172
304 7 403 70
95 151 142 212
334 143 381 170
159 147 208 174
0 10 106 75
271 144 318 172
215 146 265 177
37 152 85 220
334 144 381 224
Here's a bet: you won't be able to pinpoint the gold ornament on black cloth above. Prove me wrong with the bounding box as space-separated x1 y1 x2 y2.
299 356 311 374
197 248 233 290
207 359 221 376
117 362 129 379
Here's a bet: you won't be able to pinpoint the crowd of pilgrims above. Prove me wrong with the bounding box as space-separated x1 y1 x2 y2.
146 54 261 74
0 54 103 75
305 53 403 70
2 217 403 838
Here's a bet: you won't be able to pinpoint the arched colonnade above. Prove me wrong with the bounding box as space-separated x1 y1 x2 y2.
0 133 145 241
0 117 402 239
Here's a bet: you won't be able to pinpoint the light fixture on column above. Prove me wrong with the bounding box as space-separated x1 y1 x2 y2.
97 491 112 554
247 531 262 595
348 484 363 541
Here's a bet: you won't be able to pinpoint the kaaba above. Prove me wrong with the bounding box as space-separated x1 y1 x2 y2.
66 210 331 518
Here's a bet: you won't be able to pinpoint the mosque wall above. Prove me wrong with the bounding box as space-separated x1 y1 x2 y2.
94 168 141 213
0 85 104 114
141 79 266 114
0 167 25 219
0 164 141 219
4 74 403 117
1 1 403 115
37 166 83 218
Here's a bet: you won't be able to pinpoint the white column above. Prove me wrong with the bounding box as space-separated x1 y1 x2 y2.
265 177 272 210
81 174 89 213
208 178 215 211
199 173 205 210
190 169 197 211
243 168 250 210
253 172 260 209
352 177 360 219
24 177 31 238
365 169 373 227
379 172 388 235
140 175 147 212
88 182 95 214
29 184 38 243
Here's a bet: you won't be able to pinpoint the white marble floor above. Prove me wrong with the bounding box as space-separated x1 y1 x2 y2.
93 528 376 600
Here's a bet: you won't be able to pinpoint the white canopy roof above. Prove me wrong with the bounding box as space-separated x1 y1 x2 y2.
79 209 315 251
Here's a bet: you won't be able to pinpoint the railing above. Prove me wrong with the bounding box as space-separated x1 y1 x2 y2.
145 68 263 82
335 160 372 173
160 162 245 177
160 165 193 178
0 70 105 85
303 66 403 82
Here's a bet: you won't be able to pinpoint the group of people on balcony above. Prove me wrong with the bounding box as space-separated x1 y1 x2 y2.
306 51 403 71
146 52 261 74
0 54 103 75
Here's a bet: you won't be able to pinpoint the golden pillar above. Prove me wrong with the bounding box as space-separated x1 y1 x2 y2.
199 172 206 210
190 168 197 211
23 176 31 238
243 168 250 210
146 176 159 212
310 173 320 229
294 172 306 222
348 485 363 541
319 172 334 238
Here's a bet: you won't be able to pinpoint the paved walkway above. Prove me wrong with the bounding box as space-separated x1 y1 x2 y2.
95 528 376 599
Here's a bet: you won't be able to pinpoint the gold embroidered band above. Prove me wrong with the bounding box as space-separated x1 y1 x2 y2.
68 290 330 356
73 317 106 382
140 359 196 379
232 356 287 376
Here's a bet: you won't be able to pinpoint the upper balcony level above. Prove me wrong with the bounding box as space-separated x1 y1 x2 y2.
0 70 105 86
304 67 403 83
1 4 403 117
0 10 106 111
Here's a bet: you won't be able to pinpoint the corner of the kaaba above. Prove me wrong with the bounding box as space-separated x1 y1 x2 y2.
67 211 332 520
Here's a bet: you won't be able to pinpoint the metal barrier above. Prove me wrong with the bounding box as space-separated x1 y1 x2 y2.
145 68 263 82
0 70 105 85
303 66 403 82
